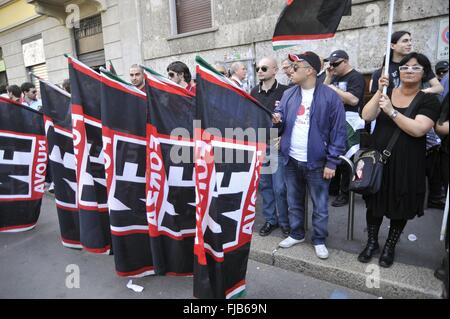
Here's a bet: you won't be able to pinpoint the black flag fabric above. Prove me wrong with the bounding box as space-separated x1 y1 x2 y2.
69 56 112 254
193 57 271 299
40 79 81 249
272 0 352 50
99 69 155 277
144 67 197 276
0 97 47 232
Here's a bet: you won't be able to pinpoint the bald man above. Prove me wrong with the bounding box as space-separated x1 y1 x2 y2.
250 57 290 238
129 64 145 91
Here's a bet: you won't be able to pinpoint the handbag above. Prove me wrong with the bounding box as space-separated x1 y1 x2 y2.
348 92 423 195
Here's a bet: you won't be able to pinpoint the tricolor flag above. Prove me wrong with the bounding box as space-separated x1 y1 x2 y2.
144 66 196 276
40 78 81 249
99 68 155 277
0 97 47 233
344 112 365 159
272 0 352 50
68 56 112 254
194 56 271 299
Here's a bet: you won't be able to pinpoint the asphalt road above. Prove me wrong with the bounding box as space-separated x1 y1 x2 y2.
0 193 378 300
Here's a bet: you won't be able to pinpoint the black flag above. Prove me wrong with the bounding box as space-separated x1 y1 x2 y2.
100 69 155 277
272 0 351 50
68 56 112 254
40 79 81 248
144 67 197 276
0 97 47 232
194 56 271 299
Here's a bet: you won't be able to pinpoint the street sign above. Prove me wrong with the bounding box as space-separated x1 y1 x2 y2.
437 19 449 61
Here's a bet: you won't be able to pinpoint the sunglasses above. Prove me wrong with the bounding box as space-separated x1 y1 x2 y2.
330 60 345 68
168 71 177 78
398 65 424 72
292 64 310 72
256 66 269 72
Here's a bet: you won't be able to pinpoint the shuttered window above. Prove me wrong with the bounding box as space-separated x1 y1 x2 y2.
175 0 212 34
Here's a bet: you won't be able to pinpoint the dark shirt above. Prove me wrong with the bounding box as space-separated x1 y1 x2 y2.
371 61 436 95
250 80 288 112
331 69 365 113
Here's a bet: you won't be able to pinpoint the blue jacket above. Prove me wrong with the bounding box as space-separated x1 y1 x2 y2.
275 82 346 170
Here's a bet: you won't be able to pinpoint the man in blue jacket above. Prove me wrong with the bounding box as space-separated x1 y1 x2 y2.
272 51 346 259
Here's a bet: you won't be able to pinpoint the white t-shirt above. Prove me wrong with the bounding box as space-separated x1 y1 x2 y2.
289 87 315 162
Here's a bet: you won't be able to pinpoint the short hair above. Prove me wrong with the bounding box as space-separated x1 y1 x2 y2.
7 85 22 98
20 82 35 93
399 52 432 82
167 61 192 83
230 62 245 76
129 64 143 72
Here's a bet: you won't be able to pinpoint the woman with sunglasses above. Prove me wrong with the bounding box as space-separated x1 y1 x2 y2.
358 52 441 268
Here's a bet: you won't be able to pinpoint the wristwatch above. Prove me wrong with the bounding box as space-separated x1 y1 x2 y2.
389 110 399 119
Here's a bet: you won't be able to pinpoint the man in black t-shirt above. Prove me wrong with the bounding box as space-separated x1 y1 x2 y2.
250 57 290 237
324 50 366 207
370 31 443 95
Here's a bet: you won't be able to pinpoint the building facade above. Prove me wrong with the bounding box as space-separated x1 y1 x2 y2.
0 0 448 89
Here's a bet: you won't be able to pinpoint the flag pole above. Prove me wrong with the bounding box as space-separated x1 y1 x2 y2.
383 0 396 95
441 186 449 241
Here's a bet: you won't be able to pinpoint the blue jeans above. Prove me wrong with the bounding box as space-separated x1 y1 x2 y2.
259 151 289 228
285 157 330 245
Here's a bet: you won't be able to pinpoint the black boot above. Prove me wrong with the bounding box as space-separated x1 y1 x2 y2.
358 224 380 263
379 226 403 268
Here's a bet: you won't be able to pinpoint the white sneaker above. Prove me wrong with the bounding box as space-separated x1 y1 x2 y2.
314 244 329 259
279 236 305 248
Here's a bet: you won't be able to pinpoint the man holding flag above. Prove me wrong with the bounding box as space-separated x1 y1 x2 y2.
272 51 346 259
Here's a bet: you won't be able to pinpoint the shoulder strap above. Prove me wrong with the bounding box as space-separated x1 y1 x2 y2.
382 91 425 161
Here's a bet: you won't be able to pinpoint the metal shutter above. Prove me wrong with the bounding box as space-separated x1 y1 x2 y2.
176 0 212 34
78 50 105 69
30 63 48 95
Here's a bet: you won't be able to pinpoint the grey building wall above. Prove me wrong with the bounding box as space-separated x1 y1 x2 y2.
0 15 74 86
1 0 447 87
140 0 449 81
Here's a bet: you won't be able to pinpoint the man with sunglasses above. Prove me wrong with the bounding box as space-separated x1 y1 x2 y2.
250 57 289 237
435 61 449 82
324 50 366 208
20 82 42 111
167 61 196 94
272 51 346 259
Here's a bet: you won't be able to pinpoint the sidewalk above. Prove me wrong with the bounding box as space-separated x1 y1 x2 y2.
251 194 446 299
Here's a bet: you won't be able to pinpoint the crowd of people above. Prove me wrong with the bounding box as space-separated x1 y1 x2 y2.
1 29 448 296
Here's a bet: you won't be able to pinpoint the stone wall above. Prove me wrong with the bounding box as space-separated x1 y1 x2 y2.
140 0 449 79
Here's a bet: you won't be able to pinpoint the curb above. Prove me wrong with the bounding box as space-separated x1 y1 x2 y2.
249 234 444 299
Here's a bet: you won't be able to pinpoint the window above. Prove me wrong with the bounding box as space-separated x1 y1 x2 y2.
74 15 105 70
172 0 212 35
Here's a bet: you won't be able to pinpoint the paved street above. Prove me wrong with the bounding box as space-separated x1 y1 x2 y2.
0 193 378 299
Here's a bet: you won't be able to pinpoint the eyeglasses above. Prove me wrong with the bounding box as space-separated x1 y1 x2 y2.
292 64 310 72
330 60 345 68
256 66 269 72
168 71 176 78
398 65 424 72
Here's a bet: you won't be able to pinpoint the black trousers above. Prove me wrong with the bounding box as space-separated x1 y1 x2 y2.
426 146 444 202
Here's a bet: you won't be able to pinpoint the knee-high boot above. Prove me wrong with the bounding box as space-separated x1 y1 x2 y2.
357 224 381 263
379 225 403 268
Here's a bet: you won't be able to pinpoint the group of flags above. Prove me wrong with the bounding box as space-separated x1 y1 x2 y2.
0 55 271 299
0 0 355 298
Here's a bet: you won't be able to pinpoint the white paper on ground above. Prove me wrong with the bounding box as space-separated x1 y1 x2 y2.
126 280 144 292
